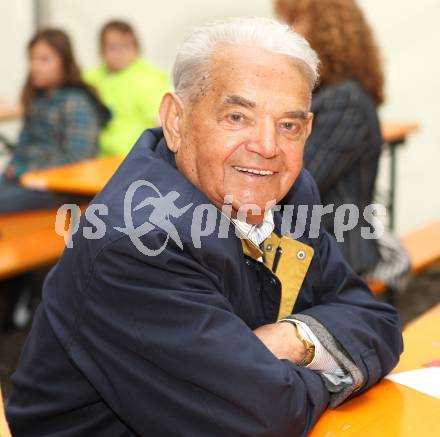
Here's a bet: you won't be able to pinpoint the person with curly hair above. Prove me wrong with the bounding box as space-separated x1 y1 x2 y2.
276 0 386 276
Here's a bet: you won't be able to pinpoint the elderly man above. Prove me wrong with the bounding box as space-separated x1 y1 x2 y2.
7 18 402 437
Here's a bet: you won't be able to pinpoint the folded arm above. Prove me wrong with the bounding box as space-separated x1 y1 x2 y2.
68 233 330 437
279 174 403 405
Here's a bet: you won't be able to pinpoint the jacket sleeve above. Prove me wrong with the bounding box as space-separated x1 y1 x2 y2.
297 175 403 397
304 84 372 197
66 232 329 437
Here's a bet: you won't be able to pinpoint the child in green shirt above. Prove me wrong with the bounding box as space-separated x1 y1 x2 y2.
84 20 169 156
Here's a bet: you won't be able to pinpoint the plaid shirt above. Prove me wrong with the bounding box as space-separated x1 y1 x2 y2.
7 87 102 179
304 80 383 274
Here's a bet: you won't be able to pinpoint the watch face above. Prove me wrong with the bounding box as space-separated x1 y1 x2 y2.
292 322 315 366
298 337 315 366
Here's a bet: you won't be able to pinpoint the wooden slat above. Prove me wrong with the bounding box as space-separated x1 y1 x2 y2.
20 156 123 195
393 303 440 372
369 220 440 294
0 209 58 240
0 227 65 280
0 206 85 280
401 221 440 273
381 121 419 143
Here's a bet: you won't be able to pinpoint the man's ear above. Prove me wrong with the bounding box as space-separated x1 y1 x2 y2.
159 92 185 153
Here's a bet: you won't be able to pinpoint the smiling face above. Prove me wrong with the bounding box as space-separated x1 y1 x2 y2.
161 45 313 224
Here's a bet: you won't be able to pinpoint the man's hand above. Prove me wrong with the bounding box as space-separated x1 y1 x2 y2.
253 322 306 364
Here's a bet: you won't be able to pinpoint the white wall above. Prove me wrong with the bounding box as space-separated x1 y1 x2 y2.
1 0 439 232
358 0 440 232
49 0 273 72
0 0 33 138
0 1 32 101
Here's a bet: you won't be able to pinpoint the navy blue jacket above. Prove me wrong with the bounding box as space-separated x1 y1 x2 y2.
7 129 402 436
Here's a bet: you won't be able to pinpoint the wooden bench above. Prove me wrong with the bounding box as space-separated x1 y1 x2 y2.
0 209 58 240
2 209 439 294
0 209 66 280
369 220 440 295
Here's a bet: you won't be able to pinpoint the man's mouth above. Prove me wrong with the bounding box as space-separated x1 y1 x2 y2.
233 166 275 176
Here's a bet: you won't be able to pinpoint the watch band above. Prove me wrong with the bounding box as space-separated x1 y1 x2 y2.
294 323 315 367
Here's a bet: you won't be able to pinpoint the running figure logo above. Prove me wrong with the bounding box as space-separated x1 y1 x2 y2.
115 180 193 256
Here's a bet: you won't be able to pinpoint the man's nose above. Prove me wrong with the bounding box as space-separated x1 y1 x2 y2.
246 118 278 159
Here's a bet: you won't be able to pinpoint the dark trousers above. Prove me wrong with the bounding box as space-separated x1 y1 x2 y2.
0 180 91 215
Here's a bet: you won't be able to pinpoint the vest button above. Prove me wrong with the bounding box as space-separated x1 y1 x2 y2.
297 250 306 260
265 244 273 252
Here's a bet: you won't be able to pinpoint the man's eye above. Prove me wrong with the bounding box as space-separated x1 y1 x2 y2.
228 113 245 123
281 121 299 131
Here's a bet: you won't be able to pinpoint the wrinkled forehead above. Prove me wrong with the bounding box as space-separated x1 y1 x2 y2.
199 44 312 108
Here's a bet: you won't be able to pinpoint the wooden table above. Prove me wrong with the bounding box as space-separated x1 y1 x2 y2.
382 121 419 143
309 304 440 436
0 103 22 122
20 156 123 196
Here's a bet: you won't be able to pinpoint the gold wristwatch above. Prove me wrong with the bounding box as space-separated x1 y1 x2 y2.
295 323 315 367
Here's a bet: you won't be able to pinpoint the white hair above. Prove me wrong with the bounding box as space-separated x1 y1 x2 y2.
172 17 320 102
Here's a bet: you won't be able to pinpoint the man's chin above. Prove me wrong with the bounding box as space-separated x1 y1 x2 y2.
227 199 276 224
